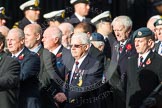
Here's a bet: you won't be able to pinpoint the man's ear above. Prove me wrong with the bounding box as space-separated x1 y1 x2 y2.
36 33 41 41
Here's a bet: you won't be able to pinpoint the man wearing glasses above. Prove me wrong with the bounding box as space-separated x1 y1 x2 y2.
63 32 103 108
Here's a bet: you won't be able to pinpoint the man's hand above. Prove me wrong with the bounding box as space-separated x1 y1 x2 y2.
54 92 67 103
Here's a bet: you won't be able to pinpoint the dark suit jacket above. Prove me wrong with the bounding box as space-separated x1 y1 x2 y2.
13 17 40 30
64 54 104 108
110 39 136 90
109 39 136 108
0 52 20 108
16 47 41 108
37 47 61 108
88 44 105 63
126 51 162 108
55 45 70 80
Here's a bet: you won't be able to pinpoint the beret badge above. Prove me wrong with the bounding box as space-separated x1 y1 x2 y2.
138 31 142 36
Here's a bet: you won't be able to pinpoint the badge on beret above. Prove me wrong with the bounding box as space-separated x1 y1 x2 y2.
34 0 39 7
138 31 142 36
158 20 162 25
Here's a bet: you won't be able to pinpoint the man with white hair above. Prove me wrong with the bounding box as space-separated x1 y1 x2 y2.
63 32 103 108
58 22 74 49
110 15 136 108
6 28 41 108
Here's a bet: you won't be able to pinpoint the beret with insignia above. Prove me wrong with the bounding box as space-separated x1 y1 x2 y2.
133 27 154 39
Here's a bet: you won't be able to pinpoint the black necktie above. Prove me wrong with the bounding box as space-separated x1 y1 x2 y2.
12 55 16 59
71 61 79 85
139 56 143 67
119 44 124 54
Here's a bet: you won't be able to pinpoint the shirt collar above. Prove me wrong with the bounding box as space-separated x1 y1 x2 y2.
52 45 62 55
76 53 88 68
12 47 24 57
120 39 128 46
139 50 150 62
29 44 42 53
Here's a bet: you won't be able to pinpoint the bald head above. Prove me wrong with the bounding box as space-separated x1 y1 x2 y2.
147 15 161 31
42 26 62 51
24 23 42 35
24 24 42 49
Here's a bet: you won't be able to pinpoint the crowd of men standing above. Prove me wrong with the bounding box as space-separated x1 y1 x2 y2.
1 0 162 108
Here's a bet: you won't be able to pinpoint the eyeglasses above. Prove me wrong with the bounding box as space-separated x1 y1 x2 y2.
69 44 85 48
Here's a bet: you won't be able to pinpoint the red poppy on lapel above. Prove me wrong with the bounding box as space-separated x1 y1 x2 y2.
18 54 24 60
146 58 151 65
126 43 132 51
56 52 62 58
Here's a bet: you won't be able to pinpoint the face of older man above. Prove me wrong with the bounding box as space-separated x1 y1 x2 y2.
113 24 130 42
42 27 60 51
70 37 89 60
6 30 24 54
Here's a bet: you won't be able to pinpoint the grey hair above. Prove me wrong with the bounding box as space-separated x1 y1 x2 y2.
8 28 24 39
59 22 74 34
71 32 90 45
46 26 62 43
111 15 133 30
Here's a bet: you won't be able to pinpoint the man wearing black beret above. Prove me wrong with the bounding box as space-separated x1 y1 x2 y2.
126 27 162 108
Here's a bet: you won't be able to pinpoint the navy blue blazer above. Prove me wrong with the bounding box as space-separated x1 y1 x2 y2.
15 47 41 108
68 14 91 26
126 51 162 108
64 54 104 108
